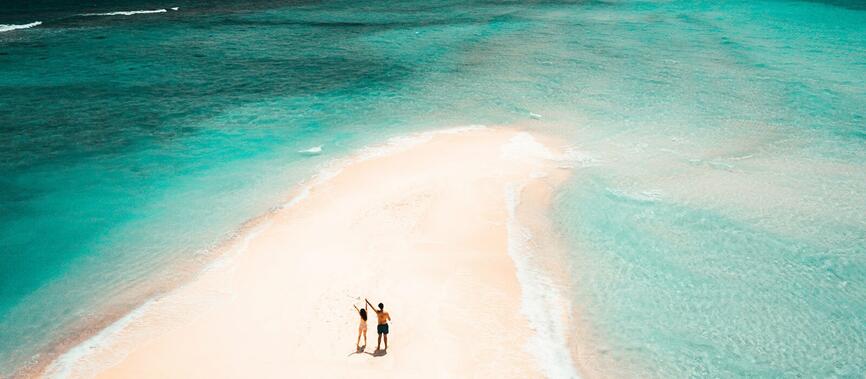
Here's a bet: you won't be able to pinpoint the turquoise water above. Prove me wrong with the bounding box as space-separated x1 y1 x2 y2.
1 0 864 376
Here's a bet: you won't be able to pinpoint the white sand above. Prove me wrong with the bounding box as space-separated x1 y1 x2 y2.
44 127 576 378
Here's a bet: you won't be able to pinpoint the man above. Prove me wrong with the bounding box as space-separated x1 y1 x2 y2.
365 298 391 351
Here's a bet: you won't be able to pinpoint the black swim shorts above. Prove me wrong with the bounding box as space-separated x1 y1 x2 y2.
377 323 389 335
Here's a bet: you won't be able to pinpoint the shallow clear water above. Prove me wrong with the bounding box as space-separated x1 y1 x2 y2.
1 0 864 376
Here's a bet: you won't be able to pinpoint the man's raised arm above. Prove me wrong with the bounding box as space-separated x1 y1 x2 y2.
365 298 376 311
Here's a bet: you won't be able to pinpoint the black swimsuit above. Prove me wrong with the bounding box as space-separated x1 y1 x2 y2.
377 323 389 334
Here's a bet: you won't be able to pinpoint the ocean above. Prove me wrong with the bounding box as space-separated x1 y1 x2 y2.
1 0 864 377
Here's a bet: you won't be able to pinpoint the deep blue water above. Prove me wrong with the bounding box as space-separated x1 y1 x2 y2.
1 1 865 377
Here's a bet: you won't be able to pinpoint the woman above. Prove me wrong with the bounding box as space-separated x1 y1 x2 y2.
353 303 368 348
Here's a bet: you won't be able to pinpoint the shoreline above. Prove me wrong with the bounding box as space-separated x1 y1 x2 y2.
12 194 291 379
37 126 582 378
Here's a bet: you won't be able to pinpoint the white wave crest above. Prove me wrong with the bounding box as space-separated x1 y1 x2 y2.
298 145 323 155
79 9 167 16
506 184 580 379
0 21 42 33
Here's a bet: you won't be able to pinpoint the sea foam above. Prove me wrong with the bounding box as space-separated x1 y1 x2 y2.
0 22 42 33
501 133 581 378
79 9 168 16
44 220 273 379
506 185 580 379
298 145 323 155
44 300 155 379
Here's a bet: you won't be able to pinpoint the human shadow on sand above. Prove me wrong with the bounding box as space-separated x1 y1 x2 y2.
368 349 387 357
346 346 388 357
347 345 366 356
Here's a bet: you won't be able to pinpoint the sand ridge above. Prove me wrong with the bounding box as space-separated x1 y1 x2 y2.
44 127 576 378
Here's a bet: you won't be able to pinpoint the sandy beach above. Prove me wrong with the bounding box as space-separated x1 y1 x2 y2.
44 127 576 378
5 2 864 377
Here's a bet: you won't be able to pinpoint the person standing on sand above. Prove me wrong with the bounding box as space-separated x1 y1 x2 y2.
353 303 368 349
365 298 391 351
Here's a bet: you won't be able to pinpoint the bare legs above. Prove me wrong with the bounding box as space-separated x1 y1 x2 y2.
357 328 367 348
376 333 388 351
